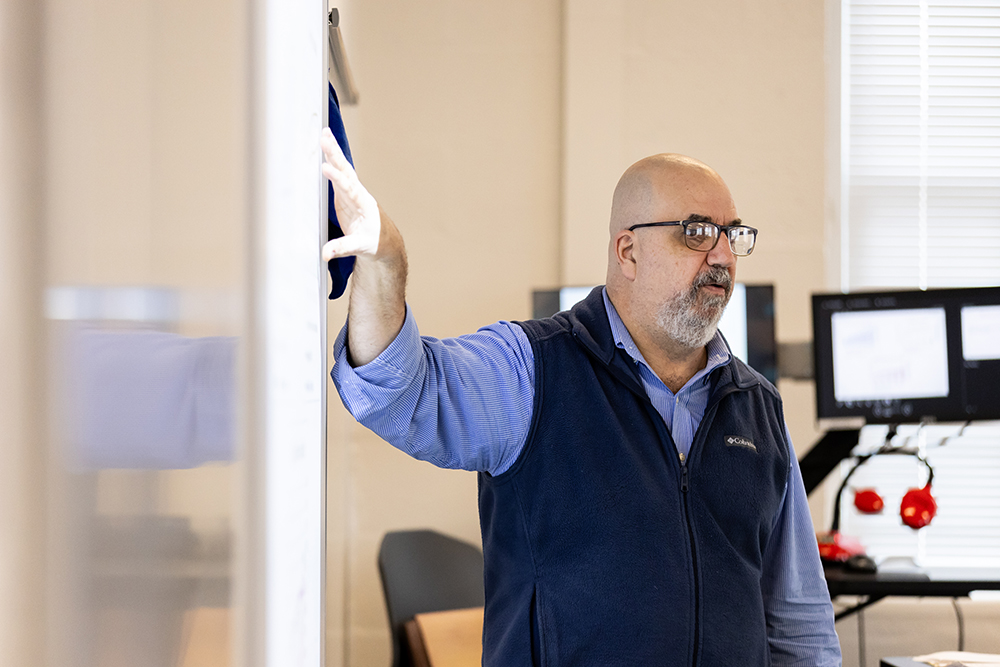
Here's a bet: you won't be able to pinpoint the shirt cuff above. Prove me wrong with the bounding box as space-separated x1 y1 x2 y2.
332 304 423 390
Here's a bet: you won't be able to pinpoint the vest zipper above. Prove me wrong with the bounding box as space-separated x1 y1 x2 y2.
678 451 698 666
679 452 689 492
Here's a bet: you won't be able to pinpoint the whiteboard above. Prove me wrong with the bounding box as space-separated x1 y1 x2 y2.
248 1 327 665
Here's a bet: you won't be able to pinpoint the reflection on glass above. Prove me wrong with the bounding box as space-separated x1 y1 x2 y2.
42 1 247 665
59 329 236 469
48 287 239 667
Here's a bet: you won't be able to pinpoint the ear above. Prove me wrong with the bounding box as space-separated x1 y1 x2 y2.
613 231 637 282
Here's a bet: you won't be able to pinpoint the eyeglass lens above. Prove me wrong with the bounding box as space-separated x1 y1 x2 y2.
683 222 755 256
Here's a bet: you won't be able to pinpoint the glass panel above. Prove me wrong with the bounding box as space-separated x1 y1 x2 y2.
44 1 247 666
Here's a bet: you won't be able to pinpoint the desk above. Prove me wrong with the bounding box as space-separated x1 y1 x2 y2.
825 565 1000 621
404 607 484 667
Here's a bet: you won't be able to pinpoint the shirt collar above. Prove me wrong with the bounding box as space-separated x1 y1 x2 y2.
601 287 731 388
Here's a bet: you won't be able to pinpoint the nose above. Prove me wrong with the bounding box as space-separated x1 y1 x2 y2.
706 232 736 268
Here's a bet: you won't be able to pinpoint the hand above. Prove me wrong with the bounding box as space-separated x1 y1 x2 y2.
320 127 381 261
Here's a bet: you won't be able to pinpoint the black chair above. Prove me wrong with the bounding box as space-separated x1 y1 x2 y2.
377 529 486 667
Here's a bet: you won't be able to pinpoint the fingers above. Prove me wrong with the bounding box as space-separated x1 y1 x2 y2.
320 127 382 262
321 238 339 262
321 160 357 193
324 166 378 227
321 127 352 172
320 129 358 194
320 143 369 207
322 232 378 261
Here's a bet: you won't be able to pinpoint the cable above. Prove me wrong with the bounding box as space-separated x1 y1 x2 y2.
897 420 971 451
829 425 936 533
895 421 925 450
932 420 972 450
952 597 965 651
829 427 894 532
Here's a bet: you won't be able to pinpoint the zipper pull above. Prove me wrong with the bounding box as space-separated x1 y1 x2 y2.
679 452 689 492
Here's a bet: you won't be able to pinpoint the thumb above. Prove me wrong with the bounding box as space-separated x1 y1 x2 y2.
322 231 379 261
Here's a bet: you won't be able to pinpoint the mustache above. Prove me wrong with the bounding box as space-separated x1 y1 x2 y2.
691 267 733 296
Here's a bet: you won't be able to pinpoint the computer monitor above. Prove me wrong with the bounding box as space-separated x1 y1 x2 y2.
811 286 1000 424
532 284 777 383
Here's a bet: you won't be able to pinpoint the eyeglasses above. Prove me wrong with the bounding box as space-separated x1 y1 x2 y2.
627 220 758 256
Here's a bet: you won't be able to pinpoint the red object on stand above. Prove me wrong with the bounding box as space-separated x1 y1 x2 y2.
900 483 937 529
853 488 885 514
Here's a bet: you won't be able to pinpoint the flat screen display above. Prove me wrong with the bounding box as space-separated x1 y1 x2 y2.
831 308 949 402
812 286 1000 423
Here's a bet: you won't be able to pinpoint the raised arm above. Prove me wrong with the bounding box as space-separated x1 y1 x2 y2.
321 129 536 475
320 128 406 366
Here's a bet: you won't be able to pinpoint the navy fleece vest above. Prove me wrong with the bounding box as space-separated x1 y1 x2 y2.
478 287 789 666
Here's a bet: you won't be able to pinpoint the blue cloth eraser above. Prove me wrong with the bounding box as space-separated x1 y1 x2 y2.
327 82 356 299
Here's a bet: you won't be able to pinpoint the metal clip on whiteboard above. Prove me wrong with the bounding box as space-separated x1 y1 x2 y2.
328 8 359 105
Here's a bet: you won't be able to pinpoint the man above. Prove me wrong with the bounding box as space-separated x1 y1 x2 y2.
321 128 841 666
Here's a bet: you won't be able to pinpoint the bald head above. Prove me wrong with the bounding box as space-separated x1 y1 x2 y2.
609 154 727 237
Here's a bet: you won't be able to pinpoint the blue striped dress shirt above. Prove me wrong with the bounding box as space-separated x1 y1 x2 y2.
331 288 841 665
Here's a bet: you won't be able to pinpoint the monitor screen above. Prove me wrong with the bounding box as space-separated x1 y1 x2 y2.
812 286 1000 424
532 284 777 383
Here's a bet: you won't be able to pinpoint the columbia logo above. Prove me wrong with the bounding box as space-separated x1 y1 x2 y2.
725 435 756 452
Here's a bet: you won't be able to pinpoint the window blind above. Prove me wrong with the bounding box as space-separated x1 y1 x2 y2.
839 0 1000 568
842 0 1000 291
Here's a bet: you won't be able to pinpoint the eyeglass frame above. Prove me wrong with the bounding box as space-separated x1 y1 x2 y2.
626 219 758 256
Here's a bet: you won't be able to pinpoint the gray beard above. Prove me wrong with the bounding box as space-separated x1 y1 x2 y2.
655 267 733 349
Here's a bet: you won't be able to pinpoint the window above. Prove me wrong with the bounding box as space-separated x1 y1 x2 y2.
841 0 1000 291
838 0 1000 568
